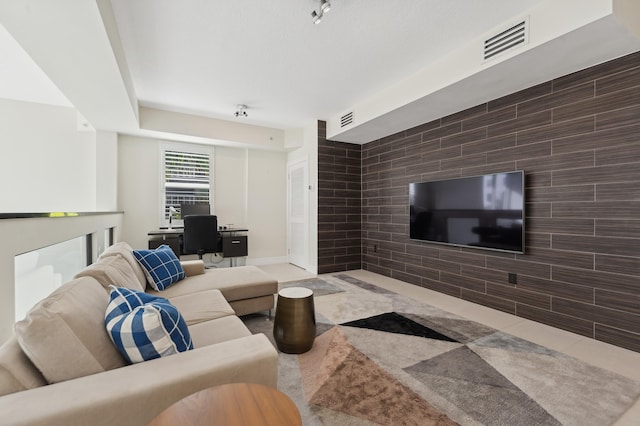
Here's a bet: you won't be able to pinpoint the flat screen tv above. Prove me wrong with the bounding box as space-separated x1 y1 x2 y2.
409 171 524 253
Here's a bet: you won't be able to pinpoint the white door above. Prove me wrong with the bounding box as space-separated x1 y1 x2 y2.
287 159 308 268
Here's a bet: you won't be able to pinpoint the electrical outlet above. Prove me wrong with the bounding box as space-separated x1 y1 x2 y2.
373 244 378 253
508 273 517 284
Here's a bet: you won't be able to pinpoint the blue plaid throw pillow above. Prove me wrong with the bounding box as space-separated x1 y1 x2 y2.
133 245 185 291
104 287 193 364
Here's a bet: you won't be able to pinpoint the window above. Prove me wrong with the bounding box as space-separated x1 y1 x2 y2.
162 146 213 226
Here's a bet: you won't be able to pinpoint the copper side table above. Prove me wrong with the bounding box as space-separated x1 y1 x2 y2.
147 383 301 426
273 287 316 354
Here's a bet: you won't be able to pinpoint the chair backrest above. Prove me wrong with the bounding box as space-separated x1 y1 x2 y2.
183 215 220 256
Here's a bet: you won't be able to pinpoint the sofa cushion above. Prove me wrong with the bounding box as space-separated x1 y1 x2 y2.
146 265 278 302
133 245 185 291
99 242 148 291
75 253 145 292
15 277 126 384
168 289 235 326
0 337 46 397
105 287 193 364
188 315 252 347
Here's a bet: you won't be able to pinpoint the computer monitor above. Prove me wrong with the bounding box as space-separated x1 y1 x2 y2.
180 203 210 218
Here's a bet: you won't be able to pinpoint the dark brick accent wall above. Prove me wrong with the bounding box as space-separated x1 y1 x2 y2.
317 121 362 273
360 51 640 352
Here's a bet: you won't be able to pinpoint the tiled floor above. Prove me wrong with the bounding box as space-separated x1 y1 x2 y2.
257 263 640 425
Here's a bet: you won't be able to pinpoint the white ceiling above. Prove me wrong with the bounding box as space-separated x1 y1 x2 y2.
1 0 639 147
108 0 544 130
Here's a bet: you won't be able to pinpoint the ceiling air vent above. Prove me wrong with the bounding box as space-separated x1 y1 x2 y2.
484 18 528 61
340 111 354 128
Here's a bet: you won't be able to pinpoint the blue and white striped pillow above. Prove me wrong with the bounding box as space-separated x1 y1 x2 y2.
133 245 185 291
104 287 193 364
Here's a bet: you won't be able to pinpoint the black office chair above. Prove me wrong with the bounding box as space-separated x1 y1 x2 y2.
182 215 221 267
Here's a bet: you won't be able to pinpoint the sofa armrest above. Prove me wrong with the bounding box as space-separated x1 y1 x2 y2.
0 334 278 426
181 259 205 276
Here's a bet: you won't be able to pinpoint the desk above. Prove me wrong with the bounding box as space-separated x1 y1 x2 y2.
147 383 301 426
147 228 248 262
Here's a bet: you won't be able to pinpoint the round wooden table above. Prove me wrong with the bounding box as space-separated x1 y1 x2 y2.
147 383 302 426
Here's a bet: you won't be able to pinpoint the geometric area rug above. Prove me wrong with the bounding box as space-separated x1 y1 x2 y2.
242 274 640 426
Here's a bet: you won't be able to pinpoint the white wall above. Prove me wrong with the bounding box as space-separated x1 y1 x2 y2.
118 135 288 263
96 130 118 211
0 98 97 212
287 121 318 274
0 98 122 343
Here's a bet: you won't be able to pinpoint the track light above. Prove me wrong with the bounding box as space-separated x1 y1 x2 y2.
311 0 331 24
234 104 248 118
311 10 322 24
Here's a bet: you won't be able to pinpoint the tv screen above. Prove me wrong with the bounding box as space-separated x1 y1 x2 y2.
409 171 524 253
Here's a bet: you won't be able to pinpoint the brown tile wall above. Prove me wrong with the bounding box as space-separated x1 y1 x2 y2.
318 121 362 273
358 51 640 352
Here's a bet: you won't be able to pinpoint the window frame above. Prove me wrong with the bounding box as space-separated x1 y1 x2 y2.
159 142 214 228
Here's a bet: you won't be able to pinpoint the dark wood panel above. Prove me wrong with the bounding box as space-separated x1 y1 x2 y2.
441 127 487 148
594 324 640 353
440 271 485 292
485 256 551 279
441 103 487 125
487 282 551 310
552 163 640 186
595 289 640 314
526 202 551 218
528 218 594 235
517 151 594 173
440 153 487 170
596 182 640 201
405 264 440 281
517 82 594 118
552 265 639 295
552 201 640 219
553 124 640 155
440 251 486 268
421 277 461 298
462 134 516 156
595 143 640 166
486 141 551 164
423 258 462 275
518 247 594 270
596 105 640 130
461 289 516 314
553 297 640 335
552 234 640 257
488 81 552 111
596 219 640 238
516 116 594 146
553 51 640 92
525 232 551 249
487 111 552 138
460 265 505 284
462 105 516 131
596 64 640 96
357 52 640 354
421 122 463 142
595 254 640 276
517 275 594 303
526 185 594 203
517 304 593 337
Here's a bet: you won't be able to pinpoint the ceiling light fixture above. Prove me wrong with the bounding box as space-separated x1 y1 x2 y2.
311 0 331 24
234 104 248 118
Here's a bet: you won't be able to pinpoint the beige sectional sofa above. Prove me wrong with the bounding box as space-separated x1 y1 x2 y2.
0 242 279 426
